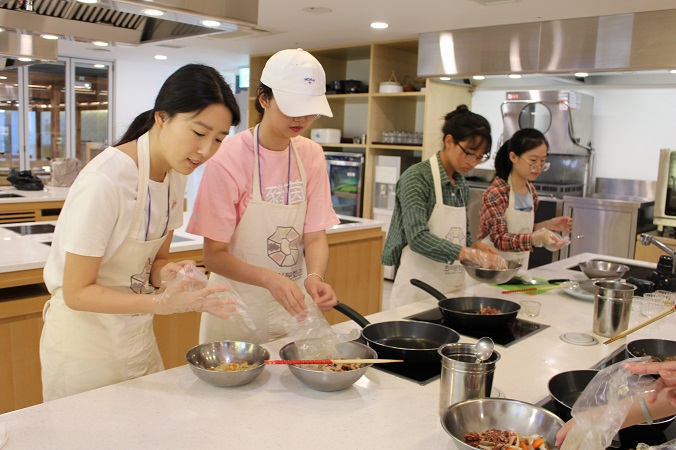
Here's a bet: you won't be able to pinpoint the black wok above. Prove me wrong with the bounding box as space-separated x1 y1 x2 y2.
410 279 521 329
547 369 599 420
333 302 460 364
626 338 676 362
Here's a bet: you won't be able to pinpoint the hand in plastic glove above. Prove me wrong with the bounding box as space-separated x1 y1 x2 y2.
470 240 501 256
151 276 236 319
541 215 573 233
532 228 568 251
304 275 338 312
625 361 676 407
159 260 205 286
459 247 508 270
266 272 308 320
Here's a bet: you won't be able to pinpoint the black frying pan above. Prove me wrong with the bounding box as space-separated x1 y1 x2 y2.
410 279 520 329
333 302 460 364
547 369 599 420
626 338 676 362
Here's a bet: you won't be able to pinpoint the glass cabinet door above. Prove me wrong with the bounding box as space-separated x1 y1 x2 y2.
75 62 110 165
0 67 19 176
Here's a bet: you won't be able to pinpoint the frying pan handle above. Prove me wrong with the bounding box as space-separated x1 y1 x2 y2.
333 302 371 328
410 279 447 301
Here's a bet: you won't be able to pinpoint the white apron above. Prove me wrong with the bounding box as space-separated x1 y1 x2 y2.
388 156 467 309
40 133 169 401
481 175 534 270
200 125 309 344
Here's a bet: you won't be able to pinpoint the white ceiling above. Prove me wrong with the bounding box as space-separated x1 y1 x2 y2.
58 0 676 71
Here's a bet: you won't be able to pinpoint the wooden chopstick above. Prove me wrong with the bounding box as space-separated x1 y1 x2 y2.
603 304 676 344
502 282 576 294
265 359 403 365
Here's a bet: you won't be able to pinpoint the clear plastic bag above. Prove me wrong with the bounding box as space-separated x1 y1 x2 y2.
561 356 655 450
168 265 256 329
283 303 359 360
636 438 676 450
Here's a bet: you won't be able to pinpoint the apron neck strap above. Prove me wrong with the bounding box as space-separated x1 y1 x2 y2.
128 132 151 239
430 155 444 206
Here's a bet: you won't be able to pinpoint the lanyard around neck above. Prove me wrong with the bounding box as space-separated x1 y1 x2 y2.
256 128 291 205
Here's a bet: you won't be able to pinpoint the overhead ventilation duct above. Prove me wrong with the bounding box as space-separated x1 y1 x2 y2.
0 30 58 67
418 9 676 78
0 0 259 46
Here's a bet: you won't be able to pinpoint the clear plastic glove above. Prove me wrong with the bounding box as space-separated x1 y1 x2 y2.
460 247 508 270
532 228 569 252
151 265 247 323
558 357 655 450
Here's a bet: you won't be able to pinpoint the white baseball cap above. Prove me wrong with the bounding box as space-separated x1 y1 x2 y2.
260 48 333 118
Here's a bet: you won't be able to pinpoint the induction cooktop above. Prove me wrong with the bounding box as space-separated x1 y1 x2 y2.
4 223 55 235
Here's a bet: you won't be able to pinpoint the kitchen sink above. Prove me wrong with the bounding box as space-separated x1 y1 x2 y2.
0 193 24 198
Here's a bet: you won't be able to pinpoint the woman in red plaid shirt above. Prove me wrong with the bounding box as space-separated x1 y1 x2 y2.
478 128 572 270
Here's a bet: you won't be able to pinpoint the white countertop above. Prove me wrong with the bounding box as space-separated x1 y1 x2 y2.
0 186 70 203
0 253 670 450
0 213 383 275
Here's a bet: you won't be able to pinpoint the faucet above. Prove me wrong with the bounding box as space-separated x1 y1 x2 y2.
639 234 676 275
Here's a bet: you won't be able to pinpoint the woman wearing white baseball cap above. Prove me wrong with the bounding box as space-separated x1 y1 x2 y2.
188 48 341 344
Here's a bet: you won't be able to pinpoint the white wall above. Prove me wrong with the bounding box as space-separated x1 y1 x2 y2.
114 59 240 211
470 86 676 182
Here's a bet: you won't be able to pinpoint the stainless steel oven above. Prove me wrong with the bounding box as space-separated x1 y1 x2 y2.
655 148 676 231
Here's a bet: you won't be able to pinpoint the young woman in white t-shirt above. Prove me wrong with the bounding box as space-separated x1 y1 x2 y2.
188 49 340 344
40 64 241 401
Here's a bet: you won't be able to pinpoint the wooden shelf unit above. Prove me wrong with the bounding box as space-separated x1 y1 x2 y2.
248 39 473 219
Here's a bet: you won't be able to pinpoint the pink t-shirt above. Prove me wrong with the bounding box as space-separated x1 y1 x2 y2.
187 128 339 243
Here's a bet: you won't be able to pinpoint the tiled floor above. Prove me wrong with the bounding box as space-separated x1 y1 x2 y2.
382 279 393 311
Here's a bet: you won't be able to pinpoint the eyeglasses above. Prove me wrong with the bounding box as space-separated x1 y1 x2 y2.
520 157 551 173
457 141 490 164
291 114 321 121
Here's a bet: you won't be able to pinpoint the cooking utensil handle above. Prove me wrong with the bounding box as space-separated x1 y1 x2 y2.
333 302 371 328
410 278 447 301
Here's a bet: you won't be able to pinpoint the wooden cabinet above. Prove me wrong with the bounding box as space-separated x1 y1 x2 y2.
249 39 473 219
0 200 64 224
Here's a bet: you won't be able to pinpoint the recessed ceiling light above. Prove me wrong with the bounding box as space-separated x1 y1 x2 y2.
302 7 332 13
200 20 220 27
41 34 59 40
0 28 5 33
0 76 7 80
575 72 589 78
143 9 165 16
439 77 451 81
92 41 109 47
93 64 106 68
154 54 167 60
473 75 486 80
18 57 32 62
370 22 388 29
670 69 676 74
509 74 522 79
77 0 98 3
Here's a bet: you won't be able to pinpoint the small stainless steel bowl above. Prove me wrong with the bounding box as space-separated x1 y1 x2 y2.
578 260 629 279
441 398 564 449
185 340 269 387
279 341 376 392
461 260 522 285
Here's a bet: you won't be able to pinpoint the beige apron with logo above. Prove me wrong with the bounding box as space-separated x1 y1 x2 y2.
200 125 309 344
481 175 534 269
388 156 467 309
40 133 169 401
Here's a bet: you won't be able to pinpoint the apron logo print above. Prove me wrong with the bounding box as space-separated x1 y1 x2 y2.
267 226 300 267
445 227 466 245
130 258 153 294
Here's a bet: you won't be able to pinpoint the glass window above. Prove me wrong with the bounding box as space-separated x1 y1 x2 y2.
75 62 110 165
0 68 20 175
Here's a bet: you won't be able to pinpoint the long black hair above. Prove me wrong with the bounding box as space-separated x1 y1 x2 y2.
253 83 273 124
115 64 241 146
494 128 549 180
442 104 492 153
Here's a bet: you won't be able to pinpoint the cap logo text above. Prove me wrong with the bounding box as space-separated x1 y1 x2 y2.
303 77 316 85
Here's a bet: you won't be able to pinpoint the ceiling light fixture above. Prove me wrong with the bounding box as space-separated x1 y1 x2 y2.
575 72 589 78
41 34 59 40
473 75 486 80
670 69 676 74
200 20 221 27
439 77 451 81
18 57 32 62
92 41 109 47
142 9 165 17
154 54 167 60
77 0 98 3
93 64 106 68
370 22 388 29
302 7 332 14
509 74 522 79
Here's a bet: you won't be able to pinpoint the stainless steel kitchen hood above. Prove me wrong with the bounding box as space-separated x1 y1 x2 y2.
0 30 57 65
418 9 676 78
0 0 258 46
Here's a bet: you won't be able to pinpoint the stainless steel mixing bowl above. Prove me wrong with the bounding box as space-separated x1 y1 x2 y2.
441 398 564 449
461 260 522 285
279 341 377 392
578 260 629 279
185 340 269 387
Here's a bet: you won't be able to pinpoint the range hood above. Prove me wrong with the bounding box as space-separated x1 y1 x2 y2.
0 0 258 46
418 9 676 78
